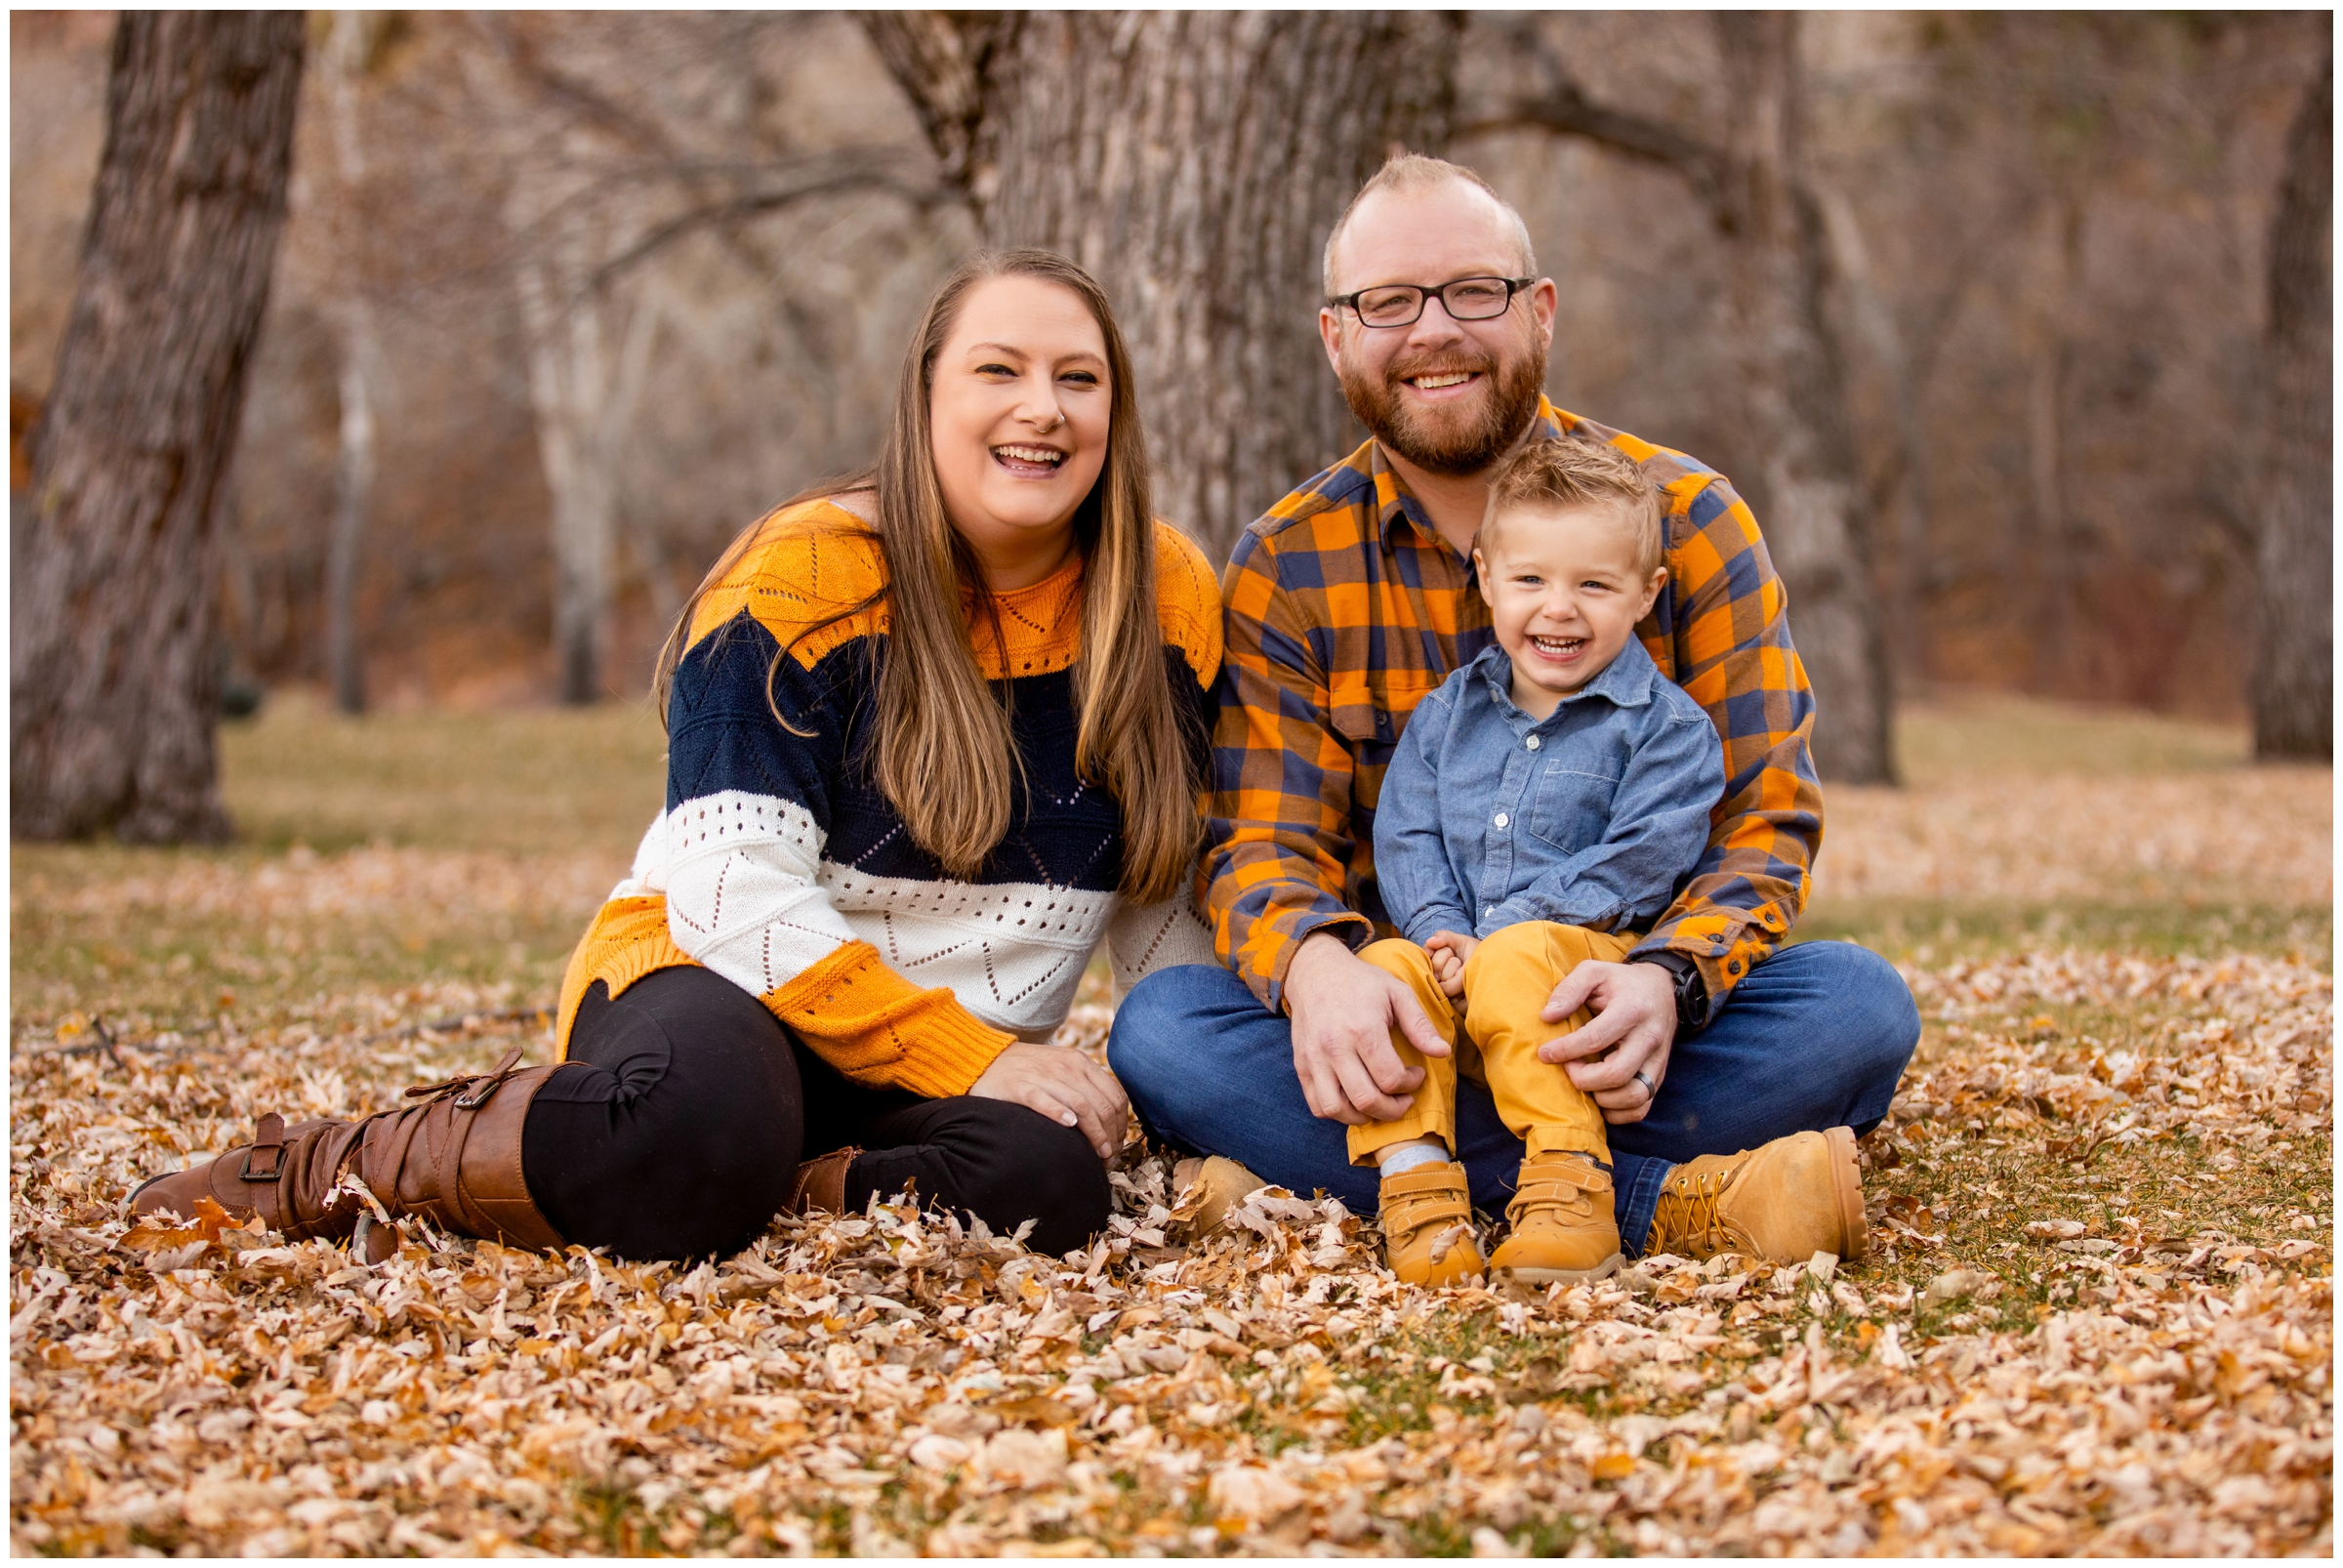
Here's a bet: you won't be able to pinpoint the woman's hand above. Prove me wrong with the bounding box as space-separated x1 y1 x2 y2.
969 1042 1130 1160
1424 930 1478 1000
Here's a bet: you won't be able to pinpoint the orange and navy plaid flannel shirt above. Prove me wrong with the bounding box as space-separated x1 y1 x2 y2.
1201 395 1823 1016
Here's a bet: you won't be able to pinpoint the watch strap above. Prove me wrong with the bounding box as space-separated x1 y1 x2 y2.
1626 949 1712 1033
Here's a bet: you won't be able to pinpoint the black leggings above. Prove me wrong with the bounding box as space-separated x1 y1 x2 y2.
518 967 1110 1261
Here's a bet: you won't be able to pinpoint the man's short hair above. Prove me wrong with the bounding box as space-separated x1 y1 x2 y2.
1478 437 1665 579
1322 153 1539 297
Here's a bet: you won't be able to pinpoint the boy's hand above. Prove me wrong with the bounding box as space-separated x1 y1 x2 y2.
1423 931 1478 1000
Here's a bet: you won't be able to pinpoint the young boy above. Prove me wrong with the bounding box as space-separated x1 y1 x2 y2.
1357 437 1725 1287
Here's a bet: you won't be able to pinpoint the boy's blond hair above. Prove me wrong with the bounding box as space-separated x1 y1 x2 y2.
1477 437 1665 579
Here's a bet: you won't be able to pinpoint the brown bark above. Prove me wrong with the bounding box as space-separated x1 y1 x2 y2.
2024 197 2083 692
323 10 380 716
1709 14 1894 785
865 12 1461 561
1459 15 1894 783
12 13 305 842
2252 50 2331 762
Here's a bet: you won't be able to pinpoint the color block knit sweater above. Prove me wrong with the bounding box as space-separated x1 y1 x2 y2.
554 499 1223 1099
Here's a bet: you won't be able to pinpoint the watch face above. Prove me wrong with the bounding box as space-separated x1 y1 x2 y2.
1675 966 1708 1027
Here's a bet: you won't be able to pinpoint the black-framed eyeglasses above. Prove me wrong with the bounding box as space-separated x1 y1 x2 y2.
1326 275 1536 329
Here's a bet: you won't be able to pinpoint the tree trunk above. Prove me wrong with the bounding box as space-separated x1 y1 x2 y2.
324 11 379 716
327 309 379 714
865 11 1461 562
2024 196 2083 693
12 13 304 842
1711 13 1895 785
514 243 662 705
1814 180 1934 695
2252 50 2331 762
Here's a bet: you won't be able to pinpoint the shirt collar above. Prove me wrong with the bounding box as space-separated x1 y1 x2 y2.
1470 631 1660 720
1373 395 1576 550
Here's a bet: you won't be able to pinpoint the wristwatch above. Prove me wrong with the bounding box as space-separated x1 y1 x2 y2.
1628 950 1712 1033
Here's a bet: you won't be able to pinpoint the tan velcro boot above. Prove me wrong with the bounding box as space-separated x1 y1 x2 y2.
1489 1150 1623 1285
1377 1161 1485 1287
129 1047 566 1260
1643 1127 1867 1263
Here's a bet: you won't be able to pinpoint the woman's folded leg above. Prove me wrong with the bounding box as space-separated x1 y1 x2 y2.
522 967 804 1262
792 1038 1110 1258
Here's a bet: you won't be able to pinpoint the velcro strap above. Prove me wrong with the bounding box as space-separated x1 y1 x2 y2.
1390 1192 1471 1231
240 1113 287 1181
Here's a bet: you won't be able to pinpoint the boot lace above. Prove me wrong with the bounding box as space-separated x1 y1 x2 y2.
1649 1169 1732 1255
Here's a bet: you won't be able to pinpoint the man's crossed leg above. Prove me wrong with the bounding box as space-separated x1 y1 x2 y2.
1108 939 1919 1257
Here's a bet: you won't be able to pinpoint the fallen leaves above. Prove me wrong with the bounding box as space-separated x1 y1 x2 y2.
9 792 2334 1554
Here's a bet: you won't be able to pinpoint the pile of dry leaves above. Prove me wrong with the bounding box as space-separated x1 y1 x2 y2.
10 944 2332 1555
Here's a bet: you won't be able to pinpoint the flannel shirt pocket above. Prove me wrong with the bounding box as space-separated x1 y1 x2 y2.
1328 671 1436 747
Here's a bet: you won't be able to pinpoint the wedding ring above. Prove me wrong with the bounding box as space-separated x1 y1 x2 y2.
1632 1069 1657 1097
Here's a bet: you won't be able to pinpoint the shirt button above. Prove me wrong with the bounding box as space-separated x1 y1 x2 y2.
1494 812 1509 828
1525 735 1541 751
1484 905 1497 918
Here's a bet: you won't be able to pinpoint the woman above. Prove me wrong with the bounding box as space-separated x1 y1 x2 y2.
130 250 1222 1261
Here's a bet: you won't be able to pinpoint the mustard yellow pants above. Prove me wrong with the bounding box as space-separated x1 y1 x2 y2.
1346 922 1633 1168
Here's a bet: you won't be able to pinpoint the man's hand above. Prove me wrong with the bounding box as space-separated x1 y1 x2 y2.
1283 931 1451 1124
1422 930 1478 1000
969 1042 1130 1159
1536 959 1678 1125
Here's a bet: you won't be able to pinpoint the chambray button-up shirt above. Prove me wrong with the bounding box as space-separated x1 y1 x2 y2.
1372 637 1725 946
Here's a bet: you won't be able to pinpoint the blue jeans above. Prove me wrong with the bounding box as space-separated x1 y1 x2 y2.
1107 941 1919 1255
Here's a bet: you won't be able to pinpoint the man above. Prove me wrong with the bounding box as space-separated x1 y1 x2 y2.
1108 155 1920 1263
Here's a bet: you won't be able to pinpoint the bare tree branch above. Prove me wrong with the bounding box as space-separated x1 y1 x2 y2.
857 12 1021 197
586 149 942 292
1455 25 1730 219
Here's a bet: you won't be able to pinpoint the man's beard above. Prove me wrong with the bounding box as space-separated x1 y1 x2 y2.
1339 335 1549 477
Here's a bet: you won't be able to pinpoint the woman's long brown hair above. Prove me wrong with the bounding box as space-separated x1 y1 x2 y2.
651 250 1199 904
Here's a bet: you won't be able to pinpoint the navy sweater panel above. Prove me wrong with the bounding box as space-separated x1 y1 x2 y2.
666 610 1209 895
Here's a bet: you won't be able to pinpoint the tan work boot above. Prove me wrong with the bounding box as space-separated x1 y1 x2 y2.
1489 1150 1623 1285
1643 1127 1867 1263
1377 1161 1485 1286
1171 1155 1266 1237
128 1047 565 1261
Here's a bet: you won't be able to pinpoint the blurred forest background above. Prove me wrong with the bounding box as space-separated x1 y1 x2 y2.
10 10 2329 726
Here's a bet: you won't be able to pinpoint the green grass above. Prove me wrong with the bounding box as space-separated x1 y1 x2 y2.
1798 898 2332 967
13 692 670 1037
1892 688 2249 780
218 686 669 857
11 690 2323 1039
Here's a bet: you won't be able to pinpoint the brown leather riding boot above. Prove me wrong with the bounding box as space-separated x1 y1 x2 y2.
129 1048 567 1259
783 1147 860 1217
128 1114 372 1243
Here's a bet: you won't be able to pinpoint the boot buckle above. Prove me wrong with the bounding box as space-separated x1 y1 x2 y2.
451 1047 526 1110
241 1113 287 1181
